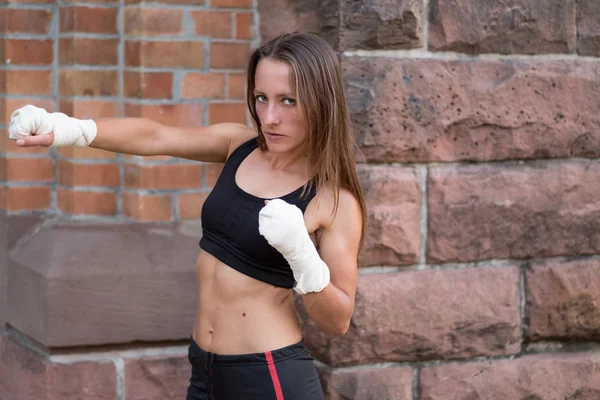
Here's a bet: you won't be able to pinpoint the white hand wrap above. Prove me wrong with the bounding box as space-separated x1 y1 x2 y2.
9 105 97 148
258 199 330 294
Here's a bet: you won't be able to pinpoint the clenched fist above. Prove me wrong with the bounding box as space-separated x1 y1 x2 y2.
258 199 330 294
8 105 97 148
9 105 55 146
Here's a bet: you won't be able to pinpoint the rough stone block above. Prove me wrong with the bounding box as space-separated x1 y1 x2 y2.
343 56 600 163
429 0 576 54
359 165 420 267
527 259 600 341
339 0 422 50
125 354 191 400
7 220 200 347
299 267 521 366
257 0 422 51
427 161 600 263
420 351 600 399
0 215 44 327
0 216 5 328
0 331 117 400
319 365 413 400
577 0 600 56
257 0 340 48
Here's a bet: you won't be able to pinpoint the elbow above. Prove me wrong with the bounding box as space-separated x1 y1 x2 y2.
324 318 351 338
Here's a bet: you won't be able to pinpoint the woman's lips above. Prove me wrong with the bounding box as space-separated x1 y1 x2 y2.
265 131 284 140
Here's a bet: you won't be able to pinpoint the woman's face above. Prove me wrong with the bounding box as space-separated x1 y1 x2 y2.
253 58 308 154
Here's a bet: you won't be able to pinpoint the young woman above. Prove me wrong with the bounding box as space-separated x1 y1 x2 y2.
9 32 367 399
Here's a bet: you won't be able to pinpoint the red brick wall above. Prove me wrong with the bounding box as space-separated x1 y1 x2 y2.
0 0 255 221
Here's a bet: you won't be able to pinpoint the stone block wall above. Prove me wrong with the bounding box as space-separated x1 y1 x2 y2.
2 0 600 399
262 1 600 399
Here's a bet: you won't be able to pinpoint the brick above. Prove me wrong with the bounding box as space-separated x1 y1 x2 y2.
228 73 246 99
429 0 576 54
59 69 119 97
0 333 118 399
58 99 120 119
57 147 117 159
191 10 232 38
6 70 52 96
211 0 252 7
6 158 54 182
235 12 253 39
527 259 600 341
320 366 413 400
125 355 191 400
59 38 119 65
342 56 600 163
7 0 55 3
358 165 420 266
208 103 246 124
0 187 5 210
427 161 600 263
0 155 8 182
125 0 205 3
5 39 53 65
60 6 118 34
60 0 119 4
124 8 183 36
125 40 205 68
124 71 173 99
178 192 208 219
2 9 52 34
59 160 120 187
124 164 203 190
123 192 173 222
181 73 225 99
420 352 600 399
205 163 223 187
58 188 117 215
299 267 521 366
210 42 249 69
124 103 204 127
5 186 51 211
0 158 5 182
577 0 600 56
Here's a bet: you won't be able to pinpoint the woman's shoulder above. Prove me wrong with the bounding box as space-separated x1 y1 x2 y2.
312 185 362 228
226 124 258 158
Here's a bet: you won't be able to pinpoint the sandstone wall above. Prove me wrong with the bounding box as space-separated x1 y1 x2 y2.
2 0 600 399
257 1 600 398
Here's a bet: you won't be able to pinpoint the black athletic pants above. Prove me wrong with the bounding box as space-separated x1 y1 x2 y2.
186 336 324 400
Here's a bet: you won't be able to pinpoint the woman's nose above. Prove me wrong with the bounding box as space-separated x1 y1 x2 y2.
264 104 280 125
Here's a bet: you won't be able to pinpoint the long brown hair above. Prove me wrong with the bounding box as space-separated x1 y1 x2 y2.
246 32 368 251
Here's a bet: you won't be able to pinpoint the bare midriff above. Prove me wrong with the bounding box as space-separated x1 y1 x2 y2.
192 249 303 355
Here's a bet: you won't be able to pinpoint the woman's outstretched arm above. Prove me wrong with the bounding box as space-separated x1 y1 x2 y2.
9 104 255 163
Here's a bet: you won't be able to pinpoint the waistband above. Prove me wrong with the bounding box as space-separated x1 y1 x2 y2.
188 335 309 366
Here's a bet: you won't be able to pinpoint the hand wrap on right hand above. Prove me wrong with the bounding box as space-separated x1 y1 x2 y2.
9 105 97 148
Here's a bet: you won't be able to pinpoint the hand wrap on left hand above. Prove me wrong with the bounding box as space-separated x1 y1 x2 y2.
258 199 330 294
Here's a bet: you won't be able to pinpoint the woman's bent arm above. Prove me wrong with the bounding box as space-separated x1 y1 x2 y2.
302 189 362 337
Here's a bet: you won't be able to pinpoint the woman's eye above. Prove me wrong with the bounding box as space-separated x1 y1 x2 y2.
283 98 296 106
255 95 267 103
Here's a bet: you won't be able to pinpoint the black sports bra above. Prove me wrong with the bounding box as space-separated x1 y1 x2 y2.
199 137 317 288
